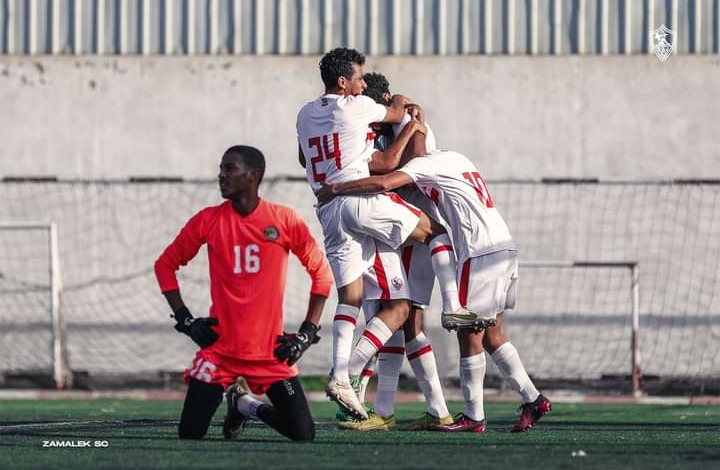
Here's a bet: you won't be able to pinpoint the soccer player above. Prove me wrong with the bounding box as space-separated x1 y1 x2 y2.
319 127 552 433
296 47 463 419
337 72 452 431
154 145 333 441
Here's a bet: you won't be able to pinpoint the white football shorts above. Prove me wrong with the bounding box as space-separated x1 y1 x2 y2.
316 193 421 288
459 249 518 319
400 241 435 308
363 242 411 302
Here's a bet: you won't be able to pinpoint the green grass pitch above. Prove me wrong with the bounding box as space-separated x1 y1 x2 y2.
1 399 718 470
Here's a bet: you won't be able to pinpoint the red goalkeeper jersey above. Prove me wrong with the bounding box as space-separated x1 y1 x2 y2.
155 199 333 361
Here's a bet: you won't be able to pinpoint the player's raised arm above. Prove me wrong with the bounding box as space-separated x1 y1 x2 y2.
369 116 426 174
382 94 411 124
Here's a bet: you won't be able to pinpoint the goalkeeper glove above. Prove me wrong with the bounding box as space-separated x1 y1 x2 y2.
172 306 219 348
274 321 321 366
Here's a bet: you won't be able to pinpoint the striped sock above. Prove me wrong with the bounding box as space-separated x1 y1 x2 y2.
428 234 460 313
406 333 450 419
375 330 405 417
357 355 377 404
332 304 360 383
348 317 393 377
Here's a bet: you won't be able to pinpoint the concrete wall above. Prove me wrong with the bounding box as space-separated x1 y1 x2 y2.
1 55 719 180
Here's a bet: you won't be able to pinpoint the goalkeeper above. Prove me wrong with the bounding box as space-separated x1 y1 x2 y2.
154 145 333 441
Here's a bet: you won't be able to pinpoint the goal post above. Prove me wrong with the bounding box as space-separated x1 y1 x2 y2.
519 260 642 396
0 221 71 389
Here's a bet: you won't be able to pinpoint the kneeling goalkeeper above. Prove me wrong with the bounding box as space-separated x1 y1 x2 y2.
154 145 333 441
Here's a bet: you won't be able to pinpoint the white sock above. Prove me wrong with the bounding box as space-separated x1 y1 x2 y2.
357 355 377 403
348 317 393 376
235 394 264 419
491 342 540 403
459 353 486 421
406 333 450 419
375 331 405 418
332 304 360 383
428 234 460 312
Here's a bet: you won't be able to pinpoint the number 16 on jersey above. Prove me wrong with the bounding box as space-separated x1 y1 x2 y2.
233 244 260 273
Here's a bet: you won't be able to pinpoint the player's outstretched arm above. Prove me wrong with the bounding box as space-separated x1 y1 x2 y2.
318 172 414 203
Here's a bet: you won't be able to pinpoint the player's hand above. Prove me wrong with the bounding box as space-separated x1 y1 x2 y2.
315 184 336 205
274 321 321 366
173 306 219 348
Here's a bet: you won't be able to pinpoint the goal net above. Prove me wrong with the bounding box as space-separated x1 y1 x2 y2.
0 222 70 388
0 179 718 394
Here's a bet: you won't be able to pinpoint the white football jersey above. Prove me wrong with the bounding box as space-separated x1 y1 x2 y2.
398 150 516 264
297 94 387 193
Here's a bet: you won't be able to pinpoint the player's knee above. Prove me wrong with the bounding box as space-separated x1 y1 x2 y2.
288 422 315 442
178 422 207 440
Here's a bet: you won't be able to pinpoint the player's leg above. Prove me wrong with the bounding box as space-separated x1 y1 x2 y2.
319 205 374 419
178 378 224 439
480 252 551 431
399 242 451 429
258 377 316 441
347 242 412 379
400 305 452 430
430 329 487 433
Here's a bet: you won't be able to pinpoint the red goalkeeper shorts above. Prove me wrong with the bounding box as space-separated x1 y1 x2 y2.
183 348 299 395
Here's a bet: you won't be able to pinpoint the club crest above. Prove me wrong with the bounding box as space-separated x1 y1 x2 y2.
650 24 674 62
391 277 404 290
264 226 279 241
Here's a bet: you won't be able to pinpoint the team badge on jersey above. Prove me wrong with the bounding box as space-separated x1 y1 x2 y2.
264 226 279 241
391 277 404 290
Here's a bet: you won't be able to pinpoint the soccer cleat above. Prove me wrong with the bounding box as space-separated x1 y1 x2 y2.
325 377 369 420
397 412 454 431
441 308 496 332
511 394 552 433
429 413 487 433
338 412 396 431
223 378 250 439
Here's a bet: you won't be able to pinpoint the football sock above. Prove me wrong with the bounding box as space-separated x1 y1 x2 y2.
428 234 461 313
348 316 393 376
235 393 264 419
375 330 405 417
332 304 360 383
357 355 377 403
406 333 450 419
491 341 540 403
459 353 486 422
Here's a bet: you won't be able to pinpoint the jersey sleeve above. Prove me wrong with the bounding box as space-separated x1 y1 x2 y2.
397 155 436 183
154 209 209 293
285 209 333 298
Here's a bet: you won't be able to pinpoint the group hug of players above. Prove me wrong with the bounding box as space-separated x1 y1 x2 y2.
153 47 551 441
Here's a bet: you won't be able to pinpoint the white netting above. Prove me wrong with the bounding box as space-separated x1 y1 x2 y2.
0 180 718 387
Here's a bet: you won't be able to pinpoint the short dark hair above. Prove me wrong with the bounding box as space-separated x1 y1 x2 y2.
224 145 266 183
363 72 391 105
319 48 365 89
